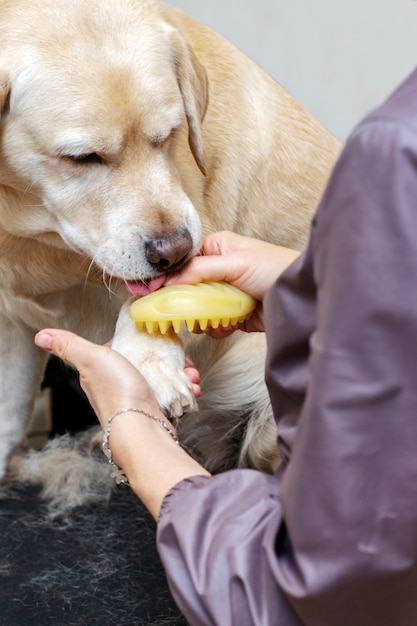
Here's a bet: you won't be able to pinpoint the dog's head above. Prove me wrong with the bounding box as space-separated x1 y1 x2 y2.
0 0 208 291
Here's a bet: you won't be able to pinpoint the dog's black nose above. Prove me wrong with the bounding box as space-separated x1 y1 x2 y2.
145 230 193 272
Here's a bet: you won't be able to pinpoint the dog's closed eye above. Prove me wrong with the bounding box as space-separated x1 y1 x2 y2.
150 127 179 149
64 153 104 165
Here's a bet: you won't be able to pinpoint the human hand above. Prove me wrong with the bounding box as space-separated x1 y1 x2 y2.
34 329 207 520
165 231 300 335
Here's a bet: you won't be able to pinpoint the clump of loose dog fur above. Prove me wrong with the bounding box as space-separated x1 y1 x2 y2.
5 427 114 518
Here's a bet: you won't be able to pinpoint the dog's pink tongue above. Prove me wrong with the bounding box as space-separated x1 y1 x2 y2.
126 275 165 296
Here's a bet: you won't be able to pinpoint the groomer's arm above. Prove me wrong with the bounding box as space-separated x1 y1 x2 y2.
35 330 209 521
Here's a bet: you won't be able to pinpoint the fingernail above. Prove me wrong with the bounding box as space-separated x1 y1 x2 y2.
35 331 54 351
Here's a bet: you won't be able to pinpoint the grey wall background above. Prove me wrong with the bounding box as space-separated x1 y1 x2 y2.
170 0 417 141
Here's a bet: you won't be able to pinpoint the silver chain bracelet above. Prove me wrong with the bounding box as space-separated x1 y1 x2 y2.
102 407 180 485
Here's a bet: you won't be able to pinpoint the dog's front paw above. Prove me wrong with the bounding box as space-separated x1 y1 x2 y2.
112 303 197 418
137 345 198 418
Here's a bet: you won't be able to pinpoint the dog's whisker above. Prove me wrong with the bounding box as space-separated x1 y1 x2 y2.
99 263 119 298
83 258 97 287
102 264 112 293
104 269 114 295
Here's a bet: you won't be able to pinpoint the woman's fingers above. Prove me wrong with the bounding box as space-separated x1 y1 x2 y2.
184 355 201 398
164 230 300 304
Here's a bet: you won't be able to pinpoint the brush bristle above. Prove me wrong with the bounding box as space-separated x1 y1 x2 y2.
134 316 247 335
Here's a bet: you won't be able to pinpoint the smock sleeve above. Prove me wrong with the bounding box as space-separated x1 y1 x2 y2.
157 111 417 625
265 114 417 624
158 471 302 626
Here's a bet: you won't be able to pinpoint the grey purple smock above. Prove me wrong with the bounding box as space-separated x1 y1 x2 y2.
157 68 417 625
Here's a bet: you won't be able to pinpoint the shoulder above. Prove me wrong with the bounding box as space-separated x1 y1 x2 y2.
346 67 417 159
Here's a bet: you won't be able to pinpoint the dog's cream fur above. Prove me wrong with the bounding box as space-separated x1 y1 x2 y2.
0 0 341 480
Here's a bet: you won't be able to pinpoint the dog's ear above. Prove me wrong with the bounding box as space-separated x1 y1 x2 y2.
0 72 11 119
169 30 208 176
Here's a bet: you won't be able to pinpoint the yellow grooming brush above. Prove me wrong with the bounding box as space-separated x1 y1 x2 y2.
130 281 257 334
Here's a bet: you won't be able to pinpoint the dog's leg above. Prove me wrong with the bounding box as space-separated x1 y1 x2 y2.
0 313 48 478
112 300 197 418
178 332 280 474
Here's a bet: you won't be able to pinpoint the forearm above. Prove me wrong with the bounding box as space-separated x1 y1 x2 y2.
34 329 210 521
108 410 210 520
157 469 296 626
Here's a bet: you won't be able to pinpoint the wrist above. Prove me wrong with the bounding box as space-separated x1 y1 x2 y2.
101 406 209 519
102 407 178 479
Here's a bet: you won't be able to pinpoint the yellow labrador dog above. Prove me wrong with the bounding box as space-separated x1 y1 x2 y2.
0 0 341 479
